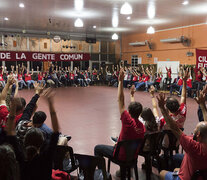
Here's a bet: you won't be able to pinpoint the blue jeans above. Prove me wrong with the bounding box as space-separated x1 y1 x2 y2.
38 80 45 85
18 80 27 89
135 81 145 90
179 85 191 96
165 172 181 180
26 80 35 88
145 82 154 89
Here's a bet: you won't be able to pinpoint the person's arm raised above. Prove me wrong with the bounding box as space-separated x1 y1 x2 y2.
130 85 135 102
118 68 125 115
149 85 159 118
43 88 59 133
157 93 182 138
180 68 189 104
0 76 14 104
194 85 207 122
5 99 16 135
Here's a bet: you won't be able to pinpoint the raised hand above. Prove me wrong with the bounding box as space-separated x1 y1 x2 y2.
182 68 189 81
202 84 207 94
130 85 136 96
119 68 125 81
7 76 15 85
43 88 55 104
156 93 166 109
194 91 206 105
149 85 155 96
34 82 45 96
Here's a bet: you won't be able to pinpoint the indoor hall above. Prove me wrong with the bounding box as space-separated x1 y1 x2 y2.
0 0 207 180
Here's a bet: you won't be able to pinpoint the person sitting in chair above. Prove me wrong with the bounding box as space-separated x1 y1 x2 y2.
94 68 145 177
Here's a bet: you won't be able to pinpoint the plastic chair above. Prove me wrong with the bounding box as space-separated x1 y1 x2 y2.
107 138 143 180
53 145 78 173
139 132 163 180
74 153 110 180
160 130 180 171
191 169 207 180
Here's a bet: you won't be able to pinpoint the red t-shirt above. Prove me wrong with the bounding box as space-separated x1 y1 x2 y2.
143 76 149 82
15 113 23 124
38 74 43 81
0 75 4 81
114 111 145 161
187 79 192 88
166 67 172 79
18 74 23 81
196 74 202 82
156 77 162 83
132 76 138 82
178 133 207 180
25 74 32 82
0 105 9 128
177 79 183 86
70 73 74 80
160 103 187 129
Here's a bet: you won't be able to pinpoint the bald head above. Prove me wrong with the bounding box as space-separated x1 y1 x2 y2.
194 122 207 143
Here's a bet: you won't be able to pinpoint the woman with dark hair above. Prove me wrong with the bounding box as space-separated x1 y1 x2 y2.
21 88 60 180
0 144 20 180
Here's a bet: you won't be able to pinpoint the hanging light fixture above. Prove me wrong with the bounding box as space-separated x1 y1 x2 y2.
120 2 132 15
74 18 83 27
112 33 119 40
147 26 155 34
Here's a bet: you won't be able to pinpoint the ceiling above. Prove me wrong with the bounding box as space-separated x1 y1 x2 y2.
0 0 207 39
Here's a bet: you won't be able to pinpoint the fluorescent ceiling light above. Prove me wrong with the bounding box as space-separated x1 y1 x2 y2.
182 1 189 5
19 3 25 8
75 0 84 11
127 16 131 20
112 15 119 27
147 26 155 34
4 17 9 21
74 18 83 27
93 25 96 29
112 33 119 40
147 3 155 19
120 2 132 15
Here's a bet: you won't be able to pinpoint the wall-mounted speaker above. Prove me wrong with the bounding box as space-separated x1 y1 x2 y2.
147 53 152 58
186 52 194 57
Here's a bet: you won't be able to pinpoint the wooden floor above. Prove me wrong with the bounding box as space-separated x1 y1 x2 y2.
19 86 199 179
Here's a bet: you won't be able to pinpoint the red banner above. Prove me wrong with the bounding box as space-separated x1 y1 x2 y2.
196 49 207 69
0 51 90 62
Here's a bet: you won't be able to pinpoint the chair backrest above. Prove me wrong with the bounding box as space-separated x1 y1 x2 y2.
160 130 179 153
113 138 143 162
74 154 107 180
191 170 207 180
53 145 77 173
139 131 162 155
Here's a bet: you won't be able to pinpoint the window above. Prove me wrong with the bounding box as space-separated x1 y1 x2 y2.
131 55 138 67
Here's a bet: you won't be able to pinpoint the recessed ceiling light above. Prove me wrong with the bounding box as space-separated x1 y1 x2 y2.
74 18 83 27
182 1 189 5
120 2 132 15
147 26 155 34
112 33 118 40
4 17 9 21
93 25 96 29
127 16 131 20
75 0 84 11
19 3 25 8
148 3 156 19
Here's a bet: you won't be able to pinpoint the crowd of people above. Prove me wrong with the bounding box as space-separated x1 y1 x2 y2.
1 63 206 98
0 63 207 180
